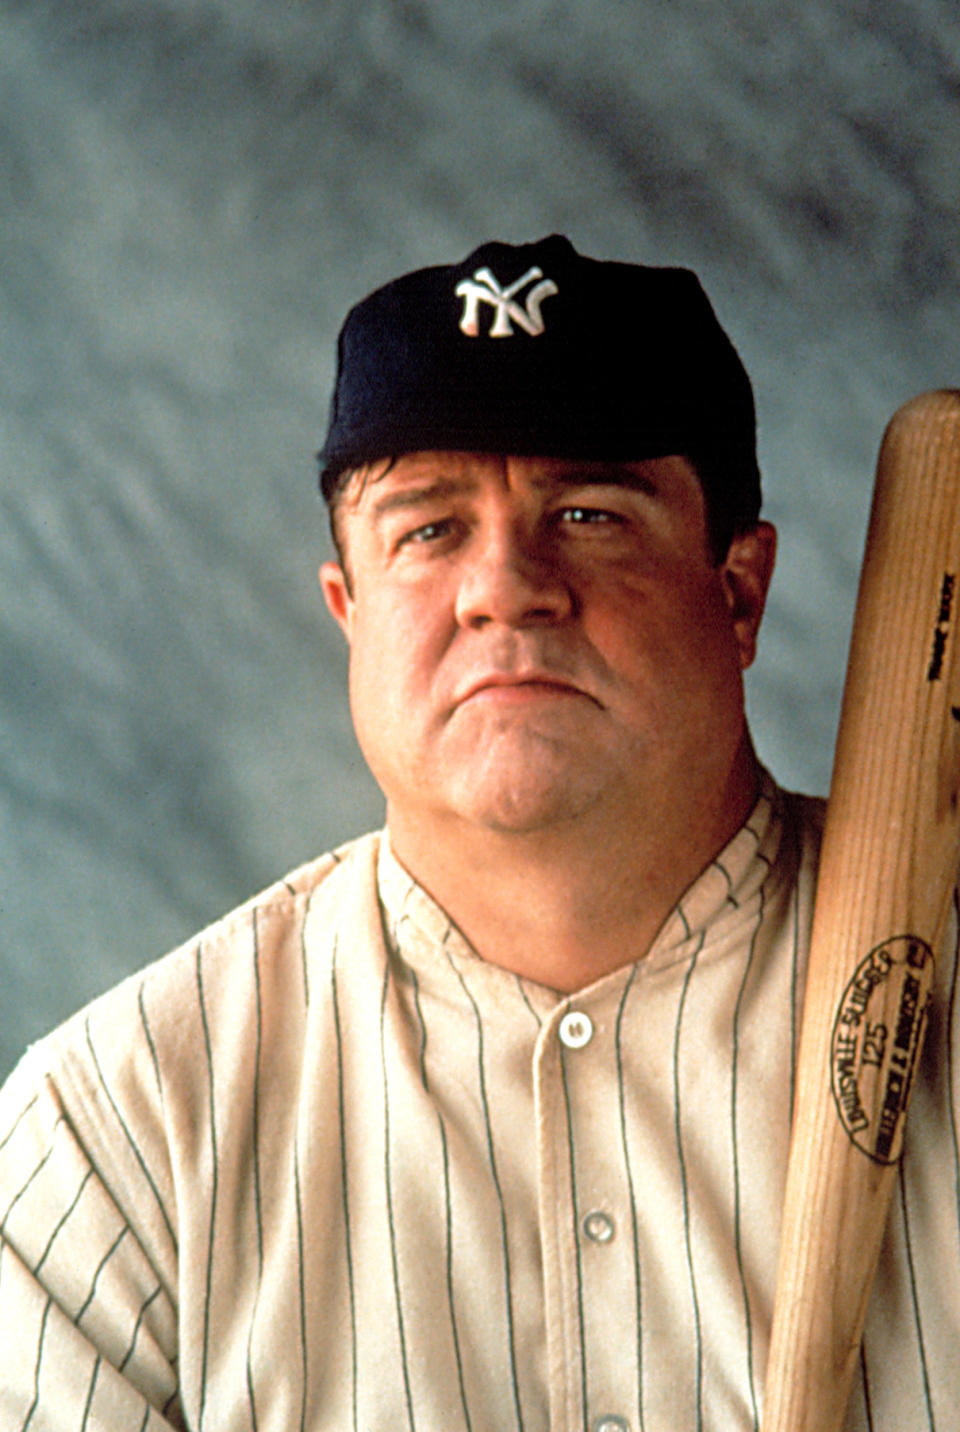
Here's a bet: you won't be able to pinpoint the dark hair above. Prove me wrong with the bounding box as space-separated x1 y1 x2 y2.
685 450 762 561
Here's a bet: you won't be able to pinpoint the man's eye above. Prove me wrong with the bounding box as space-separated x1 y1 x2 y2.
398 518 453 546
558 506 621 525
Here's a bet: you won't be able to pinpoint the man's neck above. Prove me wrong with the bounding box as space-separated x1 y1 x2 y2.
386 742 762 992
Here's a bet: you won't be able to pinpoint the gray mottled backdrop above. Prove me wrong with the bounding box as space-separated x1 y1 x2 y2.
2 0 959 1076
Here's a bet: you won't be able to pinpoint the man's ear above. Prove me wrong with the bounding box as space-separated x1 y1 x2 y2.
720 521 777 671
319 561 354 641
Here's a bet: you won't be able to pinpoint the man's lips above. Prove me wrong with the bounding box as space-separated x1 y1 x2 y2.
455 672 596 705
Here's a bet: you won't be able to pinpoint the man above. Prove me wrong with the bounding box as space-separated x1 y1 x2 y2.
1 235 958 1431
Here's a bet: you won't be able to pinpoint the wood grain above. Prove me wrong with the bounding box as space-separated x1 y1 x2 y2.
762 390 960 1432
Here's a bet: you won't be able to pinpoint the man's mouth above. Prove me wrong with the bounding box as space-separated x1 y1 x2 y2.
457 672 595 705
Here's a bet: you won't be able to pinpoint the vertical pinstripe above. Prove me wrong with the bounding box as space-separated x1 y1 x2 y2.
84 1020 176 1251
380 959 417 1432
673 923 706 1432
245 913 264 1432
859 1346 875 1432
195 942 218 1432
22 1295 52 1431
138 987 165 1107
516 977 543 1029
408 965 473 1432
731 888 764 1432
291 1151 308 1432
80 1356 101 1431
445 941 526 1432
293 892 313 1432
782 813 802 1119
330 936 359 1432
299 888 312 1009
558 1033 588 1425
614 964 645 1432
897 1165 935 1429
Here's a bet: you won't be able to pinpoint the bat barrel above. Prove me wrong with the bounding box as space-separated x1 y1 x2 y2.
761 390 960 1432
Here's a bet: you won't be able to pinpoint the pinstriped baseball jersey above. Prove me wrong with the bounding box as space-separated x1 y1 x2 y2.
1 775 959 1430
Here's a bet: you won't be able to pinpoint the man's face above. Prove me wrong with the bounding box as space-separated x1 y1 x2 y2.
320 451 775 842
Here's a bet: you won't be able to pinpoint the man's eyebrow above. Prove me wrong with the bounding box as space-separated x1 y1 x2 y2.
363 463 661 521
367 477 471 521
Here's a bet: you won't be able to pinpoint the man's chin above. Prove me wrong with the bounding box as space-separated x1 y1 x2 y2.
449 765 610 836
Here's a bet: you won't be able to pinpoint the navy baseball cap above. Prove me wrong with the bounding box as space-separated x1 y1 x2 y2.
318 235 761 537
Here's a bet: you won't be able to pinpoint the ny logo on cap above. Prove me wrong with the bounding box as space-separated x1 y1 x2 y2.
456 265 559 338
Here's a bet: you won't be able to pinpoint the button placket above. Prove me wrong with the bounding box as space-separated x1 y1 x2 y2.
541 996 638 1430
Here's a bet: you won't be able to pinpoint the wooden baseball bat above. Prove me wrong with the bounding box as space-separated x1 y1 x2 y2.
761 389 960 1432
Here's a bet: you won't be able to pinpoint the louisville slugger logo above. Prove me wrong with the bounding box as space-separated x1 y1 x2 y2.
455 265 559 338
831 936 933 1164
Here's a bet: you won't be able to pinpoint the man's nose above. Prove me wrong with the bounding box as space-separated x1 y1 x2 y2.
454 524 574 628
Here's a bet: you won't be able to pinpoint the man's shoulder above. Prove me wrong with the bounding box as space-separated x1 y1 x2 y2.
214 828 384 937
0 830 390 1300
3 830 386 1111
116 828 384 999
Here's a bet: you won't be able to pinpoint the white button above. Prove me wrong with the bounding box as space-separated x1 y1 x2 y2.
595 1418 629 1432
559 1011 593 1048
582 1210 615 1244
